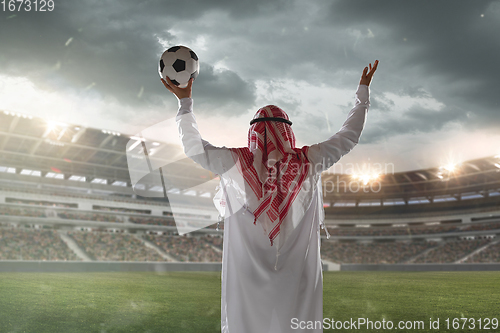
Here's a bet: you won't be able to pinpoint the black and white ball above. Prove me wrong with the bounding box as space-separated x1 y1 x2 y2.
159 46 199 88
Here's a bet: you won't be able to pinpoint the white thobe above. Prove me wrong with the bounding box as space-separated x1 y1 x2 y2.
176 85 370 333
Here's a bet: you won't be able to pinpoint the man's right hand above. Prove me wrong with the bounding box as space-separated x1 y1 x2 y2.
161 77 193 100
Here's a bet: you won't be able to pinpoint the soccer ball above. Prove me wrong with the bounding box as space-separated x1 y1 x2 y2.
159 46 199 88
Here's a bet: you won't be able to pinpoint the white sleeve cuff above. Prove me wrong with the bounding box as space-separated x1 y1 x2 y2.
177 97 193 115
356 85 370 107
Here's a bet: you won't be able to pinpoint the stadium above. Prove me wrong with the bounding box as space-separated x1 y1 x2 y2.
1 110 499 268
1 110 499 332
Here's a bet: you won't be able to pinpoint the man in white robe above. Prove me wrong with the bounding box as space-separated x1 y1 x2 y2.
162 60 378 333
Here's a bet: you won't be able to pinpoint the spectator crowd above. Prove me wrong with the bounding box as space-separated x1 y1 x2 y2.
320 240 437 264
129 216 176 227
465 242 500 263
414 239 492 263
144 234 222 262
68 230 164 262
327 224 466 237
1 225 498 264
0 227 79 261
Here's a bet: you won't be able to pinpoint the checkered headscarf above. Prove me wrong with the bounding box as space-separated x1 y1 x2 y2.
230 105 311 246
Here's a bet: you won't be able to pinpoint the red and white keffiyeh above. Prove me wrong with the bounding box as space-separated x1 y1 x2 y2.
229 105 313 247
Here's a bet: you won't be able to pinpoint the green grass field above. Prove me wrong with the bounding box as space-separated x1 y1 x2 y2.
0 271 499 332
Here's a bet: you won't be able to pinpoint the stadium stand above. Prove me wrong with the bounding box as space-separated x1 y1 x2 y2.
67 230 166 262
143 234 222 262
0 226 80 261
412 238 493 263
320 240 438 264
465 241 500 263
1 111 499 267
129 216 176 227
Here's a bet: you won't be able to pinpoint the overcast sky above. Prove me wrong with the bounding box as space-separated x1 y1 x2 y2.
1 0 499 173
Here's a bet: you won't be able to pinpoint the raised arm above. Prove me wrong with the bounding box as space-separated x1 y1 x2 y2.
162 77 234 175
307 60 379 173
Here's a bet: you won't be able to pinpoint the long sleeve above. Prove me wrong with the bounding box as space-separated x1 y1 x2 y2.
306 84 370 173
176 97 234 175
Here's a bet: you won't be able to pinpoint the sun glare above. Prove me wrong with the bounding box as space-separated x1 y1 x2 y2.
351 173 380 185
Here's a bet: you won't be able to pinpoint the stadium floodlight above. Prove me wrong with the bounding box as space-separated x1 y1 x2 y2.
438 161 462 178
351 172 380 185
45 139 64 146
442 163 456 172
44 123 55 136
149 185 164 192
3 110 32 119
20 169 32 175
45 172 64 179
68 175 86 182
0 167 15 173
20 169 41 177
45 120 68 130
91 178 107 184
43 120 68 139
102 129 121 136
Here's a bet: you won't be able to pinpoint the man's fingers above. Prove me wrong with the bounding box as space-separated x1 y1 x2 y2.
166 76 175 86
368 60 379 76
162 75 193 99
359 60 379 86
161 78 174 92
186 77 194 89
161 78 169 89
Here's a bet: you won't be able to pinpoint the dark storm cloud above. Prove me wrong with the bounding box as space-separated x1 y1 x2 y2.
0 0 268 112
136 0 288 20
362 104 469 143
1 2 162 103
192 63 256 115
1 0 498 138
323 0 500 139
397 86 431 99
369 94 395 114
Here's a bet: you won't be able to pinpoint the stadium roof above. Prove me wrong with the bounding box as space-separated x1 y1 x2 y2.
0 110 215 194
322 155 500 202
